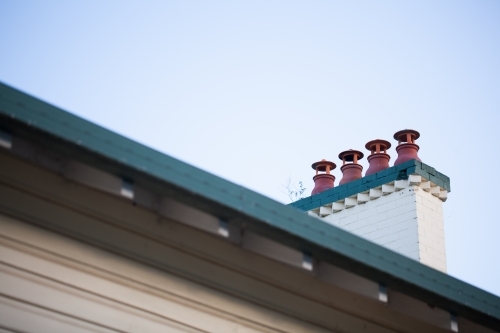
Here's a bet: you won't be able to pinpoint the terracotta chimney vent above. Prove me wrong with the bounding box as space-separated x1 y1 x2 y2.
393 129 421 165
311 159 336 195
338 149 364 185
365 139 391 176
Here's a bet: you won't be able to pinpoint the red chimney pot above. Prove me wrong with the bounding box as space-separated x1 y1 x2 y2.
311 159 336 196
338 149 364 185
393 129 421 165
365 139 392 176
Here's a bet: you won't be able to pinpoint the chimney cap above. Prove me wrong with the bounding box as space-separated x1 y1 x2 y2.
365 139 392 151
394 129 420 142
338 149 364 162
311 159 336 172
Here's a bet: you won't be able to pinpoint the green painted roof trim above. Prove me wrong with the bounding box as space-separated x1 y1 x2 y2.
0 82 499 330
290 160 451 211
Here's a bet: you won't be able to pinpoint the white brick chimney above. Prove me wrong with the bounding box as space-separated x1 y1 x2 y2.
309 176 447 272
291 130 450 272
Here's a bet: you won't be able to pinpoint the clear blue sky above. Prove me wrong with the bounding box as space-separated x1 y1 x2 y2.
1 1 500 296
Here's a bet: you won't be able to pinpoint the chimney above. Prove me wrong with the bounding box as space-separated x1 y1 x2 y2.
311 159 336 196
297 130 449 272
365 139 391 176
338 149 364 185
394 129 421 165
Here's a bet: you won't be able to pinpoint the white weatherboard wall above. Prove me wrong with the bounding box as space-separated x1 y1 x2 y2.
312 180 447 272
2 151 468 333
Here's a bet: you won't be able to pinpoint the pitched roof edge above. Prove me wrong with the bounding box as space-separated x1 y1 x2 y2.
0 82 498 330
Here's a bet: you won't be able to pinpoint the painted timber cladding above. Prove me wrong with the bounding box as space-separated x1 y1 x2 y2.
0 153 460 333
0 82 499 330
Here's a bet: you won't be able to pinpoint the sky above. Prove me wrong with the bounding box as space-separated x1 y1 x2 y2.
1 1 500 296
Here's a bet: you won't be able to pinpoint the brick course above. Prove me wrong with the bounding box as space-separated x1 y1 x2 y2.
317 184 446 272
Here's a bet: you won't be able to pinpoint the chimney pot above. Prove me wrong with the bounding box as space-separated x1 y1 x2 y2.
311 159 336 195
365 139 392 176
393 129 421 165
338 149 364 185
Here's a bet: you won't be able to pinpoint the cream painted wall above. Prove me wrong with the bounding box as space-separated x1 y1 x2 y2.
0 151 483 333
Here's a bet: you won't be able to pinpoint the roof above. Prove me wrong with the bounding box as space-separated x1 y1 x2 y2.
0 81 499 330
